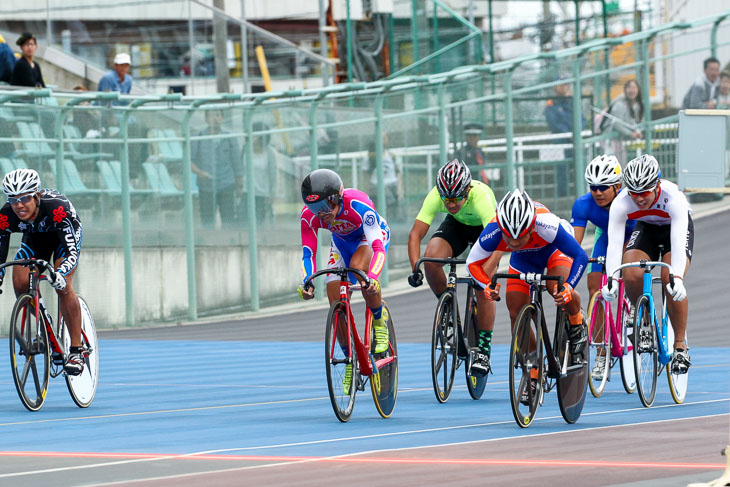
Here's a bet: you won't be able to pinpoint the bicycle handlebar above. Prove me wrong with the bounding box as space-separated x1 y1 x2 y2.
488 272 565 302
413 257 466 273
0 259 58 294
303 267 371 291
607 260 675 289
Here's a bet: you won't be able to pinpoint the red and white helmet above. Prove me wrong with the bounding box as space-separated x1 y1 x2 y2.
436 159 472 199
497 189 537 239
2 168 40 197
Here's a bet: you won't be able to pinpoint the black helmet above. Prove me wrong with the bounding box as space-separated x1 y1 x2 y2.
436 159 472 199
301 168 344 214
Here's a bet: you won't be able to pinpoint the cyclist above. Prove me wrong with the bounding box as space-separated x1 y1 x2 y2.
571 154 634 380
407 158 500 376
0 169 84 375
297 168 391 393
601 154 692 374
466 189 589 403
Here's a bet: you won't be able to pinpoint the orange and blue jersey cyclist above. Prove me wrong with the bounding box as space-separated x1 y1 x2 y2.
298 169 391 382
466 189 589 402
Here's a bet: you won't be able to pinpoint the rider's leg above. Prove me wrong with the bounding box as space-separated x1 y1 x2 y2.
661 251 691 350
422 237 452 298
546 254 586 354
55 263 81 348
11 264 30 297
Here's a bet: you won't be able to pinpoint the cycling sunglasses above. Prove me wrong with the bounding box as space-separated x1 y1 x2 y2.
7 194 34 205
589 184 611 193
440 192 468 204
305 195 338 215
628 187 655 198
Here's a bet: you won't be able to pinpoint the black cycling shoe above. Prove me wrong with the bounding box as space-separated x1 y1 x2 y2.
567 321 588 356
470 352 490 377
671 349 691 375
64 351 85 376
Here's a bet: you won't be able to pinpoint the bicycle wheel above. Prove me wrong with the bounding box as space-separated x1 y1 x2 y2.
633 295 658 407
665 299 689 404
325 300 357 422
509 304 543 428
555 310 588 424
61 296 99 408
9 294 50 411
371 302 398 418
431 292 457 403
619 297 637 394
465 296 487 400
587 291 610 398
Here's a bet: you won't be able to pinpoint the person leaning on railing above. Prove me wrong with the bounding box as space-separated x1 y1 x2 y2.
10 32 44 88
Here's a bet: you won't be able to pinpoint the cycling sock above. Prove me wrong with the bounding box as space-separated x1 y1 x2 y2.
371 305 383 321
568 311 584 325
70 346 82 354
478 329 493 355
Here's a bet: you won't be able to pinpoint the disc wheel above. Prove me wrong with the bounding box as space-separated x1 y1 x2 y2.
431 292 457 403
325 300 357 422
509 304 543 428
587 292 610 398
370 302 398 418
62 296 99 408
555 310 588 424
633 295 658 407
9 294 50 412
465 298 488 400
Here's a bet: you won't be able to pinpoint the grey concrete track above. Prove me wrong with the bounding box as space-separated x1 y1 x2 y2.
100 205 730 348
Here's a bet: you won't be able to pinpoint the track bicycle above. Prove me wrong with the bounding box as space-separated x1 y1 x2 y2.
413 257 487 403
3 258 99 411
303 267 398 422
490 272 588 428
586 256 636 397
607 259 688 407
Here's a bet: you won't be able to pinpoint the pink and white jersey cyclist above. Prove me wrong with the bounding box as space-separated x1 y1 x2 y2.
298 169 391 354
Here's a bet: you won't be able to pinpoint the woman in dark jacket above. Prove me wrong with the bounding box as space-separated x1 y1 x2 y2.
11 32 45 88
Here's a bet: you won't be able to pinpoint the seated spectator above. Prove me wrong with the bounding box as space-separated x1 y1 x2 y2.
603 79 644 162
11 32 45 88
716 72 730 109
682 57 720 109
0 34 17 84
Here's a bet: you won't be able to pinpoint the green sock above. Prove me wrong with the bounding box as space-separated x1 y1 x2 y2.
478 330 493 356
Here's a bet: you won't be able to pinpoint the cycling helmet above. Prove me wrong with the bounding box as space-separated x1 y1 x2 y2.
2 168 40 197
585 154 622 186
622 154 661 192
436 159 472 199
301 168 344 214
496 189 537 239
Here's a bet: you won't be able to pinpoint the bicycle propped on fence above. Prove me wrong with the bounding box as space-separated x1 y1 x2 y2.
303 267 398 422
4 258 98 411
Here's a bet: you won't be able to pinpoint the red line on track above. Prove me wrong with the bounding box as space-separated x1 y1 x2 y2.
0 452 724 469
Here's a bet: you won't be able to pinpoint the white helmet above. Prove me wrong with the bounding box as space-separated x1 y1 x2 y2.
2 168 40 197
497 189 537 239
623 154 661 192
585 154 622 186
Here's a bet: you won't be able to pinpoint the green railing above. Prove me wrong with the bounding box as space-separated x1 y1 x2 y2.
0 9 728 328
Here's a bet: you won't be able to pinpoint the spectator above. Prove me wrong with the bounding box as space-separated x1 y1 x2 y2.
545 77 585 195
455 122 493 185
716 72 730 109
682 57 720 109
10 32 45 88
242 122 279 224
191 109 243 228
98 52 133 100
0 34 17 84
362 132 403 222
603 79 644 162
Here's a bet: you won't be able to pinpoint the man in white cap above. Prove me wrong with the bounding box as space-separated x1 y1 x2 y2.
98 52 133 98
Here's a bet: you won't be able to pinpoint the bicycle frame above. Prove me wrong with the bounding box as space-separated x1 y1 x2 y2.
590 257 631 359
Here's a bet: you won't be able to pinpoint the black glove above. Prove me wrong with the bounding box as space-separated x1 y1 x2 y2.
407 269 424 288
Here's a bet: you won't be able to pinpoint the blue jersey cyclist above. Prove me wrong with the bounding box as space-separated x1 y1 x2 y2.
571 155 634 380
466 189 589 403
0 169 85 375
297 169 391 393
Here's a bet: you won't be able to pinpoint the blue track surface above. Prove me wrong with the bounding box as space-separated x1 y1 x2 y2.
1 340 727 459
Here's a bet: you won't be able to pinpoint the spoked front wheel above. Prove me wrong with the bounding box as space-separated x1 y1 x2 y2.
61 296 99 408
325 300 357 422
431 292 457 403
9 294 50 412
371 302 398 418
633 295 658 407
509 304 543 428
555 310 588 424
587 292 610 398
465 298 487 400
